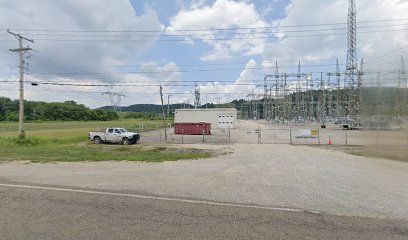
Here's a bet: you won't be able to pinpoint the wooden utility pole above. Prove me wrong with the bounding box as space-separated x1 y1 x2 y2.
159 85 167 140
7 29 34 139
167 94 172 130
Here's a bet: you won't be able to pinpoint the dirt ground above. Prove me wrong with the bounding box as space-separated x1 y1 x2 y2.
141 120 361 145
140 120 407 161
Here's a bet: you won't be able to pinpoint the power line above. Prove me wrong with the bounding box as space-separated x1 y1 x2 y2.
2 27 407 43
2 23 407 38
19 52 408 70
17 71 390 87
24 67 302 75
27 66 388 76
26 51 344 69
4 18 408 33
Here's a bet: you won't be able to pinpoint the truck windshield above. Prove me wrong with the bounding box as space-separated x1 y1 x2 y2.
119 128 128 133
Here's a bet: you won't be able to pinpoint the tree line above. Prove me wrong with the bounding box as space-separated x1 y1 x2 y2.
0 97 118 121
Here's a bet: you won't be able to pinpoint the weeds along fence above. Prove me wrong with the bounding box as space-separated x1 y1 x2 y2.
143 127 363 146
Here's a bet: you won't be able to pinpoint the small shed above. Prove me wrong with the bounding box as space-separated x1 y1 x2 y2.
174 108 237 129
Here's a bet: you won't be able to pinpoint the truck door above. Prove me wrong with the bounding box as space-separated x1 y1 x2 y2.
105 128 116 142
113 128 122 143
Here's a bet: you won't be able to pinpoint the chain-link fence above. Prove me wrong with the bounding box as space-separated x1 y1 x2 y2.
141 125 363 146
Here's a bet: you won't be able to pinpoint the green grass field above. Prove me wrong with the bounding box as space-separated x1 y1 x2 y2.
0 119 211 162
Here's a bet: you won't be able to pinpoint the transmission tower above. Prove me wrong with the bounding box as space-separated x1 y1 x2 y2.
102 89 126 111
193 82 200 109
345 0 359 118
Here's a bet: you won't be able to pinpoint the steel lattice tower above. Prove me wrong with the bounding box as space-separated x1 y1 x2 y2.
102 90 126 112
193 82 200 109
345 0 359 117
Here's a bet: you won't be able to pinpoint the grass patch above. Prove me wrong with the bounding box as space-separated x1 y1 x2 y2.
0 119 163 144
0 143 211 163
0 119 209 163
0 136 41 146
0 119 164 132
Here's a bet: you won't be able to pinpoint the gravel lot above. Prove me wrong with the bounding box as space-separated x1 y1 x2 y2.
1 141 407 220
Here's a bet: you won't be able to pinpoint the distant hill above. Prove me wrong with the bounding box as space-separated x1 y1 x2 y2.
97 103 237 113
98 103 193 113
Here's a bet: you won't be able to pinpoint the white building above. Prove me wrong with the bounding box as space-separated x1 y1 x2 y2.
174 108 237 129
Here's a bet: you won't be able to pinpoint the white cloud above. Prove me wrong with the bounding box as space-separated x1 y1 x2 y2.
263 0 408 76
166 0 270 61
0 60 183 108
0 0 162 83
196 59 261 103
139 61 182 83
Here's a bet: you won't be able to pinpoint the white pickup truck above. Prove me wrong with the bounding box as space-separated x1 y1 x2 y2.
88 128 140 145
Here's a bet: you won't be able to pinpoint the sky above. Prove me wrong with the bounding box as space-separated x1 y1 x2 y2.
0 0 407 108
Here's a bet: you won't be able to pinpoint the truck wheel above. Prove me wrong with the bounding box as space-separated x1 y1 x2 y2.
93 136 102 144
122 138 130 145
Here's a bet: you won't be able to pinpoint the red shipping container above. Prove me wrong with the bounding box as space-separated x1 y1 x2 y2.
174 122 211 135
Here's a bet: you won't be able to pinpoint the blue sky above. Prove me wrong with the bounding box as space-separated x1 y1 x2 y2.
0 0 407 107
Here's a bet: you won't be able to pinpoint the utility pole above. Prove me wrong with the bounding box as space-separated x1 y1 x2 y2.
336 59 342 119
283 73 288 124
264 74 274 122
306 74 310 122
263 76 267 120
319 72 326 127
296 61 302 120
274 61 279 122
167 94 172 129
159 85 167 140
357 58 364 116
7 29 34 138
250 87 256 119
308 73 314 121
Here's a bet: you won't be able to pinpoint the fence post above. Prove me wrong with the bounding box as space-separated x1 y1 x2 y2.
228 126 231 144
202 129 205 142
181 129 184 144
317 130 321 145
142 123 144 133
258 126 261 144
289 126 292 145
345 130 348 146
